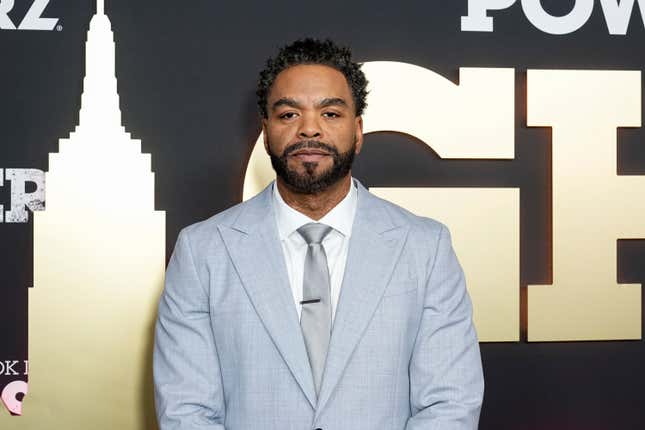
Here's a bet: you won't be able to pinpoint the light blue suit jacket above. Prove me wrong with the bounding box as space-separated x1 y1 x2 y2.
154 180 484 429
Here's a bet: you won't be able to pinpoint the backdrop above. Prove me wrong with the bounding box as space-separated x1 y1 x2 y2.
1 0 644 428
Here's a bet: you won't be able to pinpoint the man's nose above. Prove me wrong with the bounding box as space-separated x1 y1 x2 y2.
298 113 322 139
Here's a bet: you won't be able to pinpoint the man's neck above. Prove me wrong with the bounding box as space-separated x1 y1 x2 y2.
276 175 352 221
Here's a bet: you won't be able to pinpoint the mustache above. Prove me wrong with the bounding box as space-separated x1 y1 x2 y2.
282 140 339 157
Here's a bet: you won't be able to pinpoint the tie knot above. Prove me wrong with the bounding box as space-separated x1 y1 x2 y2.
297 222 332 245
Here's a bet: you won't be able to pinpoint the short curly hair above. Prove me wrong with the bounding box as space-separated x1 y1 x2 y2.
256 38 368 119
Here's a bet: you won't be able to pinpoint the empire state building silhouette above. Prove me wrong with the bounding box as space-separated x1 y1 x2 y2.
1 1 165 428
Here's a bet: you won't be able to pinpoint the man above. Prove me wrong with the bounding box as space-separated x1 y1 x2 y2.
154 38 484 430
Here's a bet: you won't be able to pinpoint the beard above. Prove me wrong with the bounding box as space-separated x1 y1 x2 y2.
268 138 356 194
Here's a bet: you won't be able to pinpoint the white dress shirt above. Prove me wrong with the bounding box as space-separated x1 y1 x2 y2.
272 179 358 323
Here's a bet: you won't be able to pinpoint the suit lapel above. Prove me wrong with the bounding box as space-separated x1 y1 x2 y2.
218 185 317 408
315 182 410 417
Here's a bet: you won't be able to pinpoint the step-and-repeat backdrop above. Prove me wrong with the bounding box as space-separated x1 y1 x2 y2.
1 0 644 428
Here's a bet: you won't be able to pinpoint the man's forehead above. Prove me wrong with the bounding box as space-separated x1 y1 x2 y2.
269 64 353 102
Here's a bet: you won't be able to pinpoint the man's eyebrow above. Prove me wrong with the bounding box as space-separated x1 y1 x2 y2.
272 97 301 111
271 97 349 111
317 97 348 108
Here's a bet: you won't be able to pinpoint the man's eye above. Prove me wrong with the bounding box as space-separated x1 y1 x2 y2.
279 112 298 119
323 112 340 118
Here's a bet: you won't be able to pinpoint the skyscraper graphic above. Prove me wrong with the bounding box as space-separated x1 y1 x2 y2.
1 1 165 428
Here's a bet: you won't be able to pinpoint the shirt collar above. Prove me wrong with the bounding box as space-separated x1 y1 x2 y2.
272 178 358 240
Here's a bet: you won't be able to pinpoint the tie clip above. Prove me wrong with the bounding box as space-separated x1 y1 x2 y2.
300 298 321 304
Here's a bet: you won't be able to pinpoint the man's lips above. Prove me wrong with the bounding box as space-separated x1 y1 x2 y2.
289 149 331 162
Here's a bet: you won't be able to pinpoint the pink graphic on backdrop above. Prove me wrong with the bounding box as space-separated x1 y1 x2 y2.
1 381 28 415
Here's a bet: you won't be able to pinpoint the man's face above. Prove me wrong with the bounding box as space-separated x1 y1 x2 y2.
262 64 364 194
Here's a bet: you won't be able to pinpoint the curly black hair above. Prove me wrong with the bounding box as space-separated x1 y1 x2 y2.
256 38 368 119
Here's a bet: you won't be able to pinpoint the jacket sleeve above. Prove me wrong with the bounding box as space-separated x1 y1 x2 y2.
153 229 226 430
405 225 484 430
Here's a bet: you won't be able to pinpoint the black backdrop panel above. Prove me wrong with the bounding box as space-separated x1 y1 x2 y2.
1 0 644 428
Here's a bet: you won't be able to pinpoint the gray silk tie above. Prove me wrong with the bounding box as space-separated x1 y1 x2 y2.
297 222 333 396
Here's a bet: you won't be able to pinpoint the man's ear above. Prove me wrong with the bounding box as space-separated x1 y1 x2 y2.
354 116 364 154
262 119 269 153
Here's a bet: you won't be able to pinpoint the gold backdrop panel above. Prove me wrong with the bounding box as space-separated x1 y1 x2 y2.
527 69 643 341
